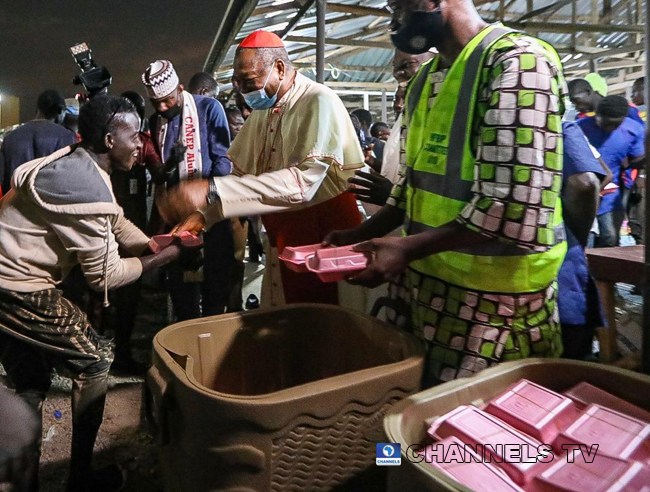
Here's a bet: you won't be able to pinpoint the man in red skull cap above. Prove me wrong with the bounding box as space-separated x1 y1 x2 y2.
158 30 365 306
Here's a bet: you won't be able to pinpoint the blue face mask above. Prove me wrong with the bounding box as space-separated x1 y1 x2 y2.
242 61 282 111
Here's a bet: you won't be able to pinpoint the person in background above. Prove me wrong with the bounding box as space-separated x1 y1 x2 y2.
569 78 644 123
158 30 364 307
63 98 80 137
325 0 568 385
0 89 76 193
188 71 219 99
234 91 252 120
109 90 164 372
143 60 234 320
570 78 645 245
352 108 384 171
232 93 264 263
351 108 375 140
225 106 245 139
0 96 190 492
393 84 407 116
558 121 610 360
628 76 646 246
350 50 435 206
0 385 39 492
578 95 646 247
632 76 646 120
224 105 248 311
370 121 391 141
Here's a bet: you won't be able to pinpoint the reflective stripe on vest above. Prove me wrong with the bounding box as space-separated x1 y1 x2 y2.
404 24 567 293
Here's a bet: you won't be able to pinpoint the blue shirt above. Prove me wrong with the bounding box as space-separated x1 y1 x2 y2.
150 94 232 180
627 105 645 124
0 120 76 193
558 122 607 326
577 116 645 215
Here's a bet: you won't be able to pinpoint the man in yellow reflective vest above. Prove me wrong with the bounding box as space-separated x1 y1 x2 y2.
326 0 568 386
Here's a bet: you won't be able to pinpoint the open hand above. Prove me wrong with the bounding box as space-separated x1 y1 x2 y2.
347 236 410 288
348 170 392 206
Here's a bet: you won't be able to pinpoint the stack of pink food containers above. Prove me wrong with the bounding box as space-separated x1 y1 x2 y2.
422 379 650 492
279 243 370 282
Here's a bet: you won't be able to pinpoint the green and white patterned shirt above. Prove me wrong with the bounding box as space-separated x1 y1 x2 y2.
386 33 568 384
389 34 567 252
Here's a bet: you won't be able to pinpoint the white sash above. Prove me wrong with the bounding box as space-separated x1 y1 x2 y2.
158 91 202 180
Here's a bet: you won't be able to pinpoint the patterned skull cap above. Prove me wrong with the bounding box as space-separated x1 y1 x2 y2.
142 60 180 100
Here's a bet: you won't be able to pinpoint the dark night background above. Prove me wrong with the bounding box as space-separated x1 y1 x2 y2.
0 0 229 121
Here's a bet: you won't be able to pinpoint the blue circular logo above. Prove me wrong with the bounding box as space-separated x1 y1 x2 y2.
382 445 395 457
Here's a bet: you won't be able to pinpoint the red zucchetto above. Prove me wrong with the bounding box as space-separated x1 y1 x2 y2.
239 30 285 49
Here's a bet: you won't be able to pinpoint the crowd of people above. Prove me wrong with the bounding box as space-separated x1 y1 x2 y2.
0 0 647 490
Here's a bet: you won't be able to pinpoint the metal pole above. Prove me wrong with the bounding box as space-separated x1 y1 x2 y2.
637 2 650 374
316 0 326 84
381 89 388 123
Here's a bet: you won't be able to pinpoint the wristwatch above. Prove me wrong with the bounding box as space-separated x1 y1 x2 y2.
207 178 219 205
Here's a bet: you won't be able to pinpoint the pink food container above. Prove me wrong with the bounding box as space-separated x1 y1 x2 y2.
427 405 550 485
564 382 650 423
530 448 649 492
278 244 321 272
422 436 524 492
305 245 369 282
149 232 203 254
485 379 579 443
553 404 650 463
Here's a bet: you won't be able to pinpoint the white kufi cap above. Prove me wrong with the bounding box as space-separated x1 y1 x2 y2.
142 60 179 100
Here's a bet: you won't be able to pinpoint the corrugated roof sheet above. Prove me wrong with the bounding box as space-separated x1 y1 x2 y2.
210 0 646 89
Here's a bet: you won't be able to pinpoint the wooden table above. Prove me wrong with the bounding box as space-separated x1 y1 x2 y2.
586 245 644 368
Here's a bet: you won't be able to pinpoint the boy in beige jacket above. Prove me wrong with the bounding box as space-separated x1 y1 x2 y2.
0 96 188 492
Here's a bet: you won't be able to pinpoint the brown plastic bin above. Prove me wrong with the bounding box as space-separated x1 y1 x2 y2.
383 359 650 492
147 304 425 492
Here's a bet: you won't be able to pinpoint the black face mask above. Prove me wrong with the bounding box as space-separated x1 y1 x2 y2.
157 104 181 120
391 9 445 54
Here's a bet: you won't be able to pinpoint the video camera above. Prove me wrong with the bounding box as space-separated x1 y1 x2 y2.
70 43 112 99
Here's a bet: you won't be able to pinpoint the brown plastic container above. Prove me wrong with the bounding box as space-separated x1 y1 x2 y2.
147 304 424 492
383 359 650 492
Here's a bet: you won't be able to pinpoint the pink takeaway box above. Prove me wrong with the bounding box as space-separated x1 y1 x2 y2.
564 382 650 423
552 404 650 463
529 448 650 492
423 436 525 492
277 244 320 272
427 405 549 486
149 232 203 254
383 359 650 492
279 243 369 281
306 246 370 282
484 380 579 443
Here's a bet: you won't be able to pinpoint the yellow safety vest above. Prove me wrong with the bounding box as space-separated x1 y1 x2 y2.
404 24 567 293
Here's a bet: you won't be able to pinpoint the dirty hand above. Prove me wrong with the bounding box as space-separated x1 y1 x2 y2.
348 170 392 206
347 236 410 288
171 211 206 236
156 180 209 225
